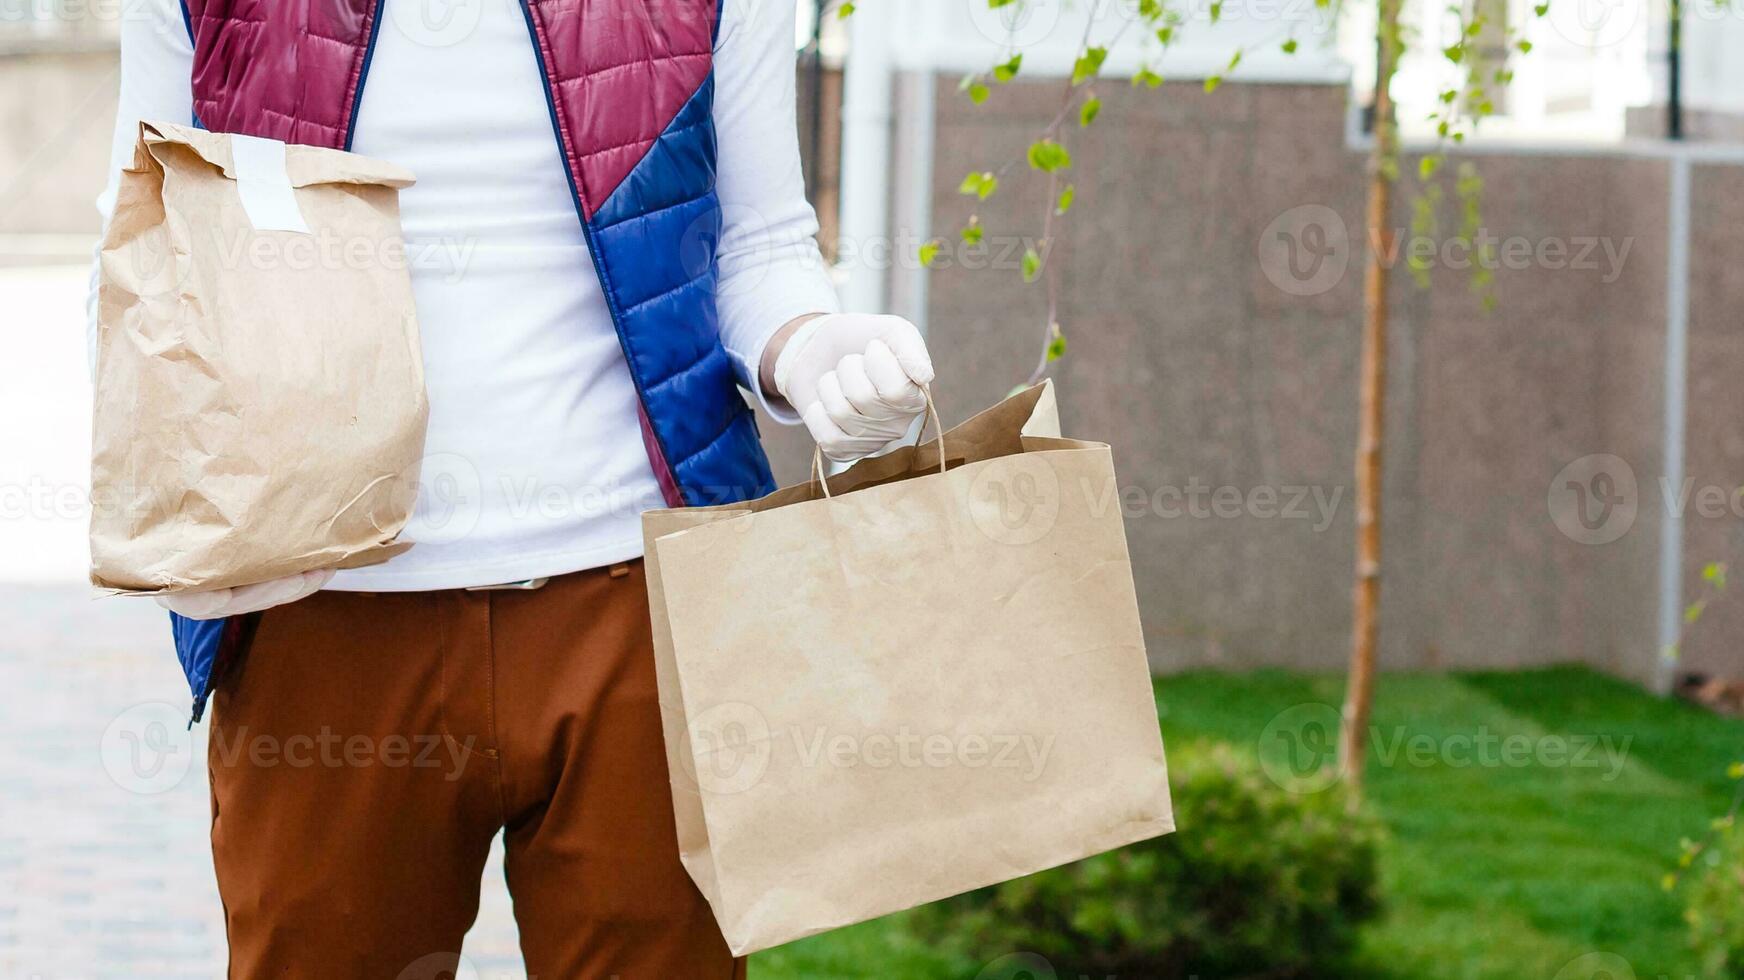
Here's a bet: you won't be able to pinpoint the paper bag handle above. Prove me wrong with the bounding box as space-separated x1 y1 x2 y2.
811 385 946 499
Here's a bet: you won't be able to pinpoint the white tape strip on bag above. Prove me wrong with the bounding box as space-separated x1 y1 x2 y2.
230 134 313 234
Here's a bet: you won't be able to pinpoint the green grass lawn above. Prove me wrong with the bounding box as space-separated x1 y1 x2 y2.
751 666 1744 980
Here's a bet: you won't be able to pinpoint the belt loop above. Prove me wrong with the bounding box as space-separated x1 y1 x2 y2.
608 563 631 579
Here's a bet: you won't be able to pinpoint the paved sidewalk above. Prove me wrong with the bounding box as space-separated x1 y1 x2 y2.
0 588 526 979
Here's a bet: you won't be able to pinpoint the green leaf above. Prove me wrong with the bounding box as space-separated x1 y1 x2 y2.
1080 97 1102 126
1209 0 1223 21
1686 599 1707 624
958 171 999 200
1204 75 1223 93
1227 49 1243 71
1281 38 1299 54
1056 184 1076 214
967 80 990 104
1046 332 1068 362
1419 156 1441 179
1133 67 1165 88
961 223 984 245
1703 562 1728 587
994 53 1023 83
1022 248 1042 282
1027 139 1072 173
1516 39 1533 53
1156 25 1174 45
1072 46 1108 85
918 241 942 268
1534 1 1549 13
1443 43 1465 64
988 0 1018 7
1727 761 1744 780
836 1 855 18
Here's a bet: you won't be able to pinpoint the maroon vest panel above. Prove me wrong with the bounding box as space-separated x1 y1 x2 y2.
182 0 717 216
185 0 378 149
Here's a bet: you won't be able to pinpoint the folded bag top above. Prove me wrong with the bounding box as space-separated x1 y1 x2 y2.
90 121 428 594
136 120 416 191
643 381 1174 956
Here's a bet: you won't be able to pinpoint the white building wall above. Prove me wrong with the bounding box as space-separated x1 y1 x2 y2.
877 0 1349 80
1653 9 1744 116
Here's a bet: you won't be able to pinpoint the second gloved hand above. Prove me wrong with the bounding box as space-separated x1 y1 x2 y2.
770 313 935 462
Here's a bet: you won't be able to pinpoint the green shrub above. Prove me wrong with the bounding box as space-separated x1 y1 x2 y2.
905 741 1384 979
1688 822 1744 978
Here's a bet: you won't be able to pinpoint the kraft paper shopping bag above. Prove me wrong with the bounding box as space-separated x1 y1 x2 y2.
643 380 1174 955
90 121 426 593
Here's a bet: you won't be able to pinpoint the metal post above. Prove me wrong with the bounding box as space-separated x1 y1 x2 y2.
1655 154 1692 694
837 0 896 313
1668 0 1684 140
805 0 826 205
1667 0 1681 139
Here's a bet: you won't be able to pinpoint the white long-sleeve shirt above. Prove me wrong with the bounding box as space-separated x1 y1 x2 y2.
94 0 838 591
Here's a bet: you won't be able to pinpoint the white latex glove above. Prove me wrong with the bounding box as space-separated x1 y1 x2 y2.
153 569 334 620
771 313 935 462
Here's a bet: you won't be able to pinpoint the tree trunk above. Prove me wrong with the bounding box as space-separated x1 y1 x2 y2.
1339 0 1401 804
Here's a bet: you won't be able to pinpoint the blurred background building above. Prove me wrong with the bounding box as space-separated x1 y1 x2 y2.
777 0 1744 689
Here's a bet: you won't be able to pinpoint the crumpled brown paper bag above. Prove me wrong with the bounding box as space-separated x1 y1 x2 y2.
90 121 427 593
643 381 1175 955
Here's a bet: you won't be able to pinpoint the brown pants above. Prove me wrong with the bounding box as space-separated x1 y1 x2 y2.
206 561 742 979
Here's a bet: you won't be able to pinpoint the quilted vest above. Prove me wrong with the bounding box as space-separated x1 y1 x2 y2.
171 0 778 721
